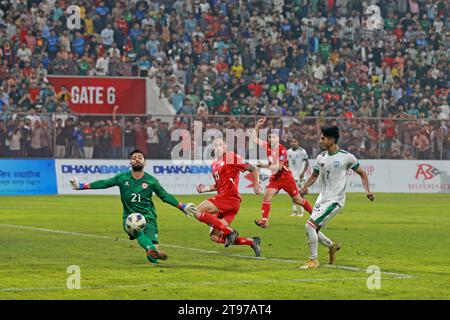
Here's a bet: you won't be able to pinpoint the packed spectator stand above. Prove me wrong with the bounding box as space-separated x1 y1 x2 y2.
0 0 449 160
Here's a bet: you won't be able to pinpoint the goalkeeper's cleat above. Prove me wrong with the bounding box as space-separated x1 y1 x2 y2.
328 242 341 265
224 230 239 247
299 259 320 269
255 219 268 229
251 237 262 257
158 250 168 260
146 253 158 264
147 249 168 261
290 212 298 217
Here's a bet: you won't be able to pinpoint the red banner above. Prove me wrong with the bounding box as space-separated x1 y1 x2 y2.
47 76 146 114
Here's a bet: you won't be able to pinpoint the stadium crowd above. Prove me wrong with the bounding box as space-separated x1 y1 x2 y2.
0 0 449 160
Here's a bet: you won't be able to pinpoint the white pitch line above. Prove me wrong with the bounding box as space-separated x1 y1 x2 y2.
0 223 413 280
0 276 399 293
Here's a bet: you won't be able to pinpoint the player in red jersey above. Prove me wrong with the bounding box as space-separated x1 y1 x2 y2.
252 118 313 229
194 137 263 256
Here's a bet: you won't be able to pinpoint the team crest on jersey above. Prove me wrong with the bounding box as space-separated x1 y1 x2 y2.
142 183 148 189
220 161 225 166
333 161 340 168
124 181 129 186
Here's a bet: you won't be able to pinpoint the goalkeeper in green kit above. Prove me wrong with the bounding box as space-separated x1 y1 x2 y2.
69 149 197 264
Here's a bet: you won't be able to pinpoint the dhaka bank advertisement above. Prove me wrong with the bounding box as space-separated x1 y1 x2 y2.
56 159 219 195
54 159 450 195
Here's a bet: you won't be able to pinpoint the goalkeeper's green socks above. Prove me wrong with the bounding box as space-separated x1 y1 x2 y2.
135 233 158 263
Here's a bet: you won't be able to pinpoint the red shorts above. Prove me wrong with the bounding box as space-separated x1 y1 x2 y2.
208 195 241 225
266 173 299 197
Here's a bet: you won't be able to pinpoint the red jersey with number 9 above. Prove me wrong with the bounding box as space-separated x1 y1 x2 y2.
211 152 249 200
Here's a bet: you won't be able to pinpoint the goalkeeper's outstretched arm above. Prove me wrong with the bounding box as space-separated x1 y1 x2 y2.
70 175 119 190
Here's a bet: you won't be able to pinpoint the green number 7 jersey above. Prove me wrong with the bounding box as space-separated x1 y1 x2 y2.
86 171 181 221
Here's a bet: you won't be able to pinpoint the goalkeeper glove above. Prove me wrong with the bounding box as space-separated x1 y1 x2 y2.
69 176 86 190
178 202 197 219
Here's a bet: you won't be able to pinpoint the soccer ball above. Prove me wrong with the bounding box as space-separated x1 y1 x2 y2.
125 213 146 233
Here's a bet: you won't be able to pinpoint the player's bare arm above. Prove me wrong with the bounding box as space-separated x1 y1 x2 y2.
112 104 119 122
354 166 375 201
257 161 284 173
300 170 319 196
196 184 217 193
252 117 267 146
246 164 262 194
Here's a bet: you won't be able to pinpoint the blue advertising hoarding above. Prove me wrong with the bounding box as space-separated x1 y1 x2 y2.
0 159 57 195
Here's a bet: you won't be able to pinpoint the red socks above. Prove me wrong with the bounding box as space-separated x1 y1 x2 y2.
235 237 254 246
261 201 271 219
198 212 231 235
199 212 254 247
301 198 313 214
217 234 226 244
261 198 311 219
216 234 253 246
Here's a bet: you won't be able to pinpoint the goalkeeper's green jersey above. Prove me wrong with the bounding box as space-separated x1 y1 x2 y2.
87 171 180 221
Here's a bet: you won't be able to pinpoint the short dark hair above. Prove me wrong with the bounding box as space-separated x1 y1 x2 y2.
129 149 145 158
321 126 339 143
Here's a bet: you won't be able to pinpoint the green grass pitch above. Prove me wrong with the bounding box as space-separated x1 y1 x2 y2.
0 193 449 300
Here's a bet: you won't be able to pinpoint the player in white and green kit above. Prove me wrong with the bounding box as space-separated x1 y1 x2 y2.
69 149 197 264
287 138 309 217
299 126 375 269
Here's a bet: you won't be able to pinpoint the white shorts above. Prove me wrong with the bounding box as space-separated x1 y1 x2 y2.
310 200 342 227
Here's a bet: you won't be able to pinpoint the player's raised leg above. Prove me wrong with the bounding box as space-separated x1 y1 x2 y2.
290 181 299 216
285 176 313 215
255 187 279 229
221 212 261 256
319 231 341 265
125 222 166 263
301 202 341 268
276 173 314 219
292 194 313 215
143 223 168 261
194 199 239 247
209 226 261 257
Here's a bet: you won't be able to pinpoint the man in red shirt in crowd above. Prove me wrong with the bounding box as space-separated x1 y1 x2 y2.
116 17 129 36
253 118 313 229
134 117 148 157
195 137 263 256
248 78 263 98
108 105 122 158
